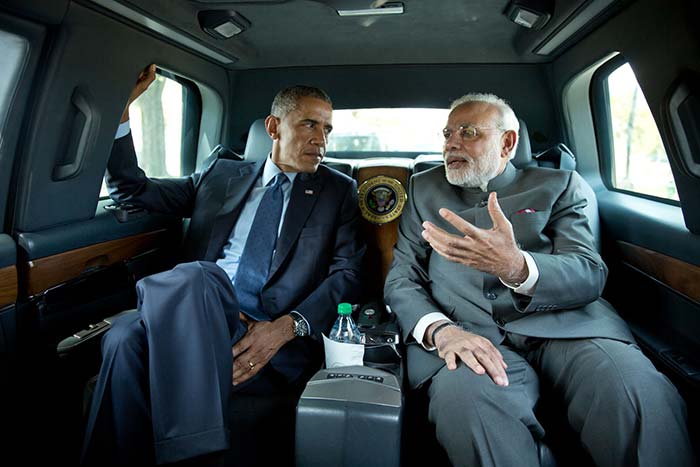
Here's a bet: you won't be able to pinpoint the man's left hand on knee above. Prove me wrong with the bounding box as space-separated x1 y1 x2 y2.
231 315 295 385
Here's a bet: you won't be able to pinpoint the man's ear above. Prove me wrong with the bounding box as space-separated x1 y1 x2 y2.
265 115 280 140
501 129 517 159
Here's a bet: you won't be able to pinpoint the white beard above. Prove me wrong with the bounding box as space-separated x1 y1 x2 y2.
444 146 502 191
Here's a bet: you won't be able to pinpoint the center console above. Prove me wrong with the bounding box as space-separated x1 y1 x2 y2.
294 303 404 467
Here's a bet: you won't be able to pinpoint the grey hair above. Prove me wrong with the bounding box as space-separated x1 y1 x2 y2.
449 93 520 159
270 85 332 118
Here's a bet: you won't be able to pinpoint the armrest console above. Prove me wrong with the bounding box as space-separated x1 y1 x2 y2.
296 366 403 467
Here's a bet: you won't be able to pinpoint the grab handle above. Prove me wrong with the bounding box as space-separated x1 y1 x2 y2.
53 87 100 180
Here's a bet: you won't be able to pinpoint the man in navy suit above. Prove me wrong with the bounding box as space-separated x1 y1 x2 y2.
82 65 364 466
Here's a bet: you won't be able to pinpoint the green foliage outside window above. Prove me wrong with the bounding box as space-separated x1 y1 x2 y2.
101 73 185 197
607 63 678 201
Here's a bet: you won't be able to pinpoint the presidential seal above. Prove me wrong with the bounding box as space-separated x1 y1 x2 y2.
358 175 407 224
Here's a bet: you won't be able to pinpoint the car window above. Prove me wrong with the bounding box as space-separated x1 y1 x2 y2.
101 72 198 197
603 62 678 201
0 28 30 227
327 108 448 155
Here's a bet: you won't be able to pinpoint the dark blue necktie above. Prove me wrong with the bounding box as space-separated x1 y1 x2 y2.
235 173 289 320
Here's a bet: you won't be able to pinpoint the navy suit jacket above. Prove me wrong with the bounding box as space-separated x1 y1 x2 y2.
106 134 365 382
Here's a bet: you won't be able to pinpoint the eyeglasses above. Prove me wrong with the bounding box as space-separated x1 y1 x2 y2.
442 125 503 141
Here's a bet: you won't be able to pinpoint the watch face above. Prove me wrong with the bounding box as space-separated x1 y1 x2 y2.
294 316 308 337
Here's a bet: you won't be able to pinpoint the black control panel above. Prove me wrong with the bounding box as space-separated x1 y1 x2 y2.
326 372 384 383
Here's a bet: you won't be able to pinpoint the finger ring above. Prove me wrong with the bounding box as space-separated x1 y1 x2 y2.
248 361 255 369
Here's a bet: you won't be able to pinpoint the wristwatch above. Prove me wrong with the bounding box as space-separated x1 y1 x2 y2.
290 311 309 337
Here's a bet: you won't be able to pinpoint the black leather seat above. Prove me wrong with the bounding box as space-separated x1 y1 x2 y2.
242 118 271 162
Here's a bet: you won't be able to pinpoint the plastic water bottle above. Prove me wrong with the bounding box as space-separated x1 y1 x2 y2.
329 302 363 344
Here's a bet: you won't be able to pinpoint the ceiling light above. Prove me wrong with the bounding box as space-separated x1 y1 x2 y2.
198 10 250 39
504 0 553 30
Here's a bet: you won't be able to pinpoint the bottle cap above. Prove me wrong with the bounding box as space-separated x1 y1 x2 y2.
337 302 352 316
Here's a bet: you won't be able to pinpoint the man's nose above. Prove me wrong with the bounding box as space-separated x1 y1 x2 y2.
444 131 462 150
310 127 327 146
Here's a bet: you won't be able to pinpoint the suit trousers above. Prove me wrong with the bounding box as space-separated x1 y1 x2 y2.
427 336 695 467
82 261 249 466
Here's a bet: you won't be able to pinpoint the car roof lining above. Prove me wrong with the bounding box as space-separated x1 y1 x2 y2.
78 0 623 69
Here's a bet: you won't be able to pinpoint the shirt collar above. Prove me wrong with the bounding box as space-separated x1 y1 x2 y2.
262 154 298 186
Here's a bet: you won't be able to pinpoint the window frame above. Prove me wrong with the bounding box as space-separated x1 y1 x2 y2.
590 55 680 207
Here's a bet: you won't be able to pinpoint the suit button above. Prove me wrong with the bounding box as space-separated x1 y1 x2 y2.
485 292 497 300
495 318 506 326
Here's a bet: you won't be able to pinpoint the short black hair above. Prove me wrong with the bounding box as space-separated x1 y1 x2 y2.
270 85 332 117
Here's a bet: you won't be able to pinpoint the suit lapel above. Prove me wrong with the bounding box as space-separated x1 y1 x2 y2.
268 172 322 279
204 162 264 260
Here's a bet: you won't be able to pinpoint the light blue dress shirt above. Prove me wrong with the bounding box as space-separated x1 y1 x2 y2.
215 158 297 282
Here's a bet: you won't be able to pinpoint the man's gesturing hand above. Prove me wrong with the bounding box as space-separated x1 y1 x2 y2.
421 192 528 284
231 315 294 386
428 321 509 386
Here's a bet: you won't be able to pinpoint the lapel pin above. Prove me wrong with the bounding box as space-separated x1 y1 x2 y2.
516 208 537 214
305 189 314 195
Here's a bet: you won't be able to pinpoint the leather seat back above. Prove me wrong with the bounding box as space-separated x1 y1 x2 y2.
243 119 272 162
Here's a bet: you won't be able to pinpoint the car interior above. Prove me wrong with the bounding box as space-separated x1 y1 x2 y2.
0 0 699 465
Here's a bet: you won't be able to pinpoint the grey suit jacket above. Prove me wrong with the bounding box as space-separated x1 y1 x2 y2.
384 163 633 388
106 134 365 382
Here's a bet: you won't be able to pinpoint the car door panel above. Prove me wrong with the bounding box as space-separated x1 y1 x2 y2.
598 192 700 397
0 234 17 354
0 247 17 308
17 208 182 346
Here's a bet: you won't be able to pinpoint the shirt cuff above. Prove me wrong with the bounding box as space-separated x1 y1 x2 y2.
413 312 451 351
500 251 539 296
289 310 311 335
115 120 131 139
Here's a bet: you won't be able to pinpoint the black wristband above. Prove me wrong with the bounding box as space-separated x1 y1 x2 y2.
430 322 456 346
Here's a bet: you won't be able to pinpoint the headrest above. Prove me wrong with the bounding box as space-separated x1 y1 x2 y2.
243 118 273 161
511 118 533 169
534 143 577 170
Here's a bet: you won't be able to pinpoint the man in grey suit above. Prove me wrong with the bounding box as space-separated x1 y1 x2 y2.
82 65 364 465
384 93 694 466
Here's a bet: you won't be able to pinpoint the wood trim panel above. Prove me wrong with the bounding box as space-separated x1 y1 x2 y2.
0 265 18 308
23 229 170 296
356 166 411 296
617 241 700 304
